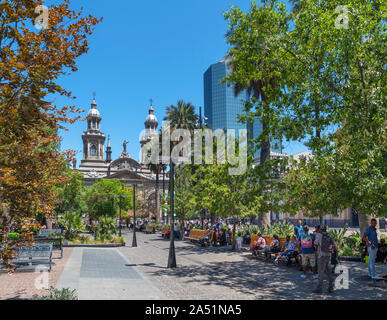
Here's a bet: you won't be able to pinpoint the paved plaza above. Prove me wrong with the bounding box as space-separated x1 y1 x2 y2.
1 230 386 300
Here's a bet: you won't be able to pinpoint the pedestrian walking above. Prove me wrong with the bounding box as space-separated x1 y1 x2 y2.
313 225 335 294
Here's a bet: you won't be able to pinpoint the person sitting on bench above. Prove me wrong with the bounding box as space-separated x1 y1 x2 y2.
263 234 281 260
252 233 266 256
274 235 298 265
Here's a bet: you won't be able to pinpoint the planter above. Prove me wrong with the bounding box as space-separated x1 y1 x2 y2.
63 242 126 248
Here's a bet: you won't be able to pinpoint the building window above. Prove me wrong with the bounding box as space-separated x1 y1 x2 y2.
91 145 97 156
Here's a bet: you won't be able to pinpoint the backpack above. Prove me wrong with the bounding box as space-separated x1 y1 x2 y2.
301 235 313 249
320 232 334 253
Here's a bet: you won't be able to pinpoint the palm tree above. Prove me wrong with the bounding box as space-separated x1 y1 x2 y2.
163 100 198 269
164 100 198 132
230 60 278 228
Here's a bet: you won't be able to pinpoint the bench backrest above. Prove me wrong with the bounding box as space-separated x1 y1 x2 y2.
38 229 62 237
250 234 259 247
14 243 53 259
34 237 62 248
188 229 213 240
250 234 287 248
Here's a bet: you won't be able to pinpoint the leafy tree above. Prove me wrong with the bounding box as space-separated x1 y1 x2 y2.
224 0 290 227
54 168 87 216
0 0 101 268
175 165 197 222
224 0 386 231
85 179 132 220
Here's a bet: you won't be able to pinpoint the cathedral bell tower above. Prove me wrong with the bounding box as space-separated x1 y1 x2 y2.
81 98 106 164
140 100 159 164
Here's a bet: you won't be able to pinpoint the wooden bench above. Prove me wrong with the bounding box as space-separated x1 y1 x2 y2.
250 234 298 265
144 225 155 234
4 243 53 272
34 236 63 259
184 229 214 247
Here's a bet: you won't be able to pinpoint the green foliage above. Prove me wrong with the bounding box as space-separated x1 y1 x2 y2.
55 169 87 216
224 0 386 220
341 245 355 257
344 232 362 249
271 221 294 238
175 165 198 221
85 179 133 219
39 287 78 300
164 100 199 133
93 216 118 241
57 212 85 240
328 226 348 249
7 232 20 240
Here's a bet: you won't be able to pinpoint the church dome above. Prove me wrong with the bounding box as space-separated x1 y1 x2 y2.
145 106 158 128
88 99 101 118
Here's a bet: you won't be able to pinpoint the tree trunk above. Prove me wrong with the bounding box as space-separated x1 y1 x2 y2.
259 119 271 228
232 218 237 251
180 220 185 240
258 214 271 228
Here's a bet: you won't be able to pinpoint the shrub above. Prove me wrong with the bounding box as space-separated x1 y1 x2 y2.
112 236 125 243
7 232 20 240
340 245 354 257
38 287 78 300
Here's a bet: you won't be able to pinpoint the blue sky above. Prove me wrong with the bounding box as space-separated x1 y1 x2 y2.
56 0 308 164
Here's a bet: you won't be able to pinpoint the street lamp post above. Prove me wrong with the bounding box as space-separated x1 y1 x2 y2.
127 183 142 248
132 183 137 247
167 159 177 268
114 194 126 237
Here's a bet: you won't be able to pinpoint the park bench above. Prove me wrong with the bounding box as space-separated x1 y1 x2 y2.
144 225 155 234
38 229 62 237
185 229 214 247
1 243 53 272
34 236 63 259
250 234 299 266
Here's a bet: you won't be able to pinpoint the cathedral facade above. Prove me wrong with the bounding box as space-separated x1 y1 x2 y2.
74 98 168 220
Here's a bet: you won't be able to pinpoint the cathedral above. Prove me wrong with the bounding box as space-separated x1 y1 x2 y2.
73 98 168 220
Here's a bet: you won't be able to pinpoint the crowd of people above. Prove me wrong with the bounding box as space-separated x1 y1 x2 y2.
250 219 386 293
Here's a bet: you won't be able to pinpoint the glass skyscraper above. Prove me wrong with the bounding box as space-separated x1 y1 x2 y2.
204 60 248 134
204 59 282 160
